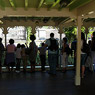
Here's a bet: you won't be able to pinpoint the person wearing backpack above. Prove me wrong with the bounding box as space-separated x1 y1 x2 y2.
0 38 4 73
45 33 59 75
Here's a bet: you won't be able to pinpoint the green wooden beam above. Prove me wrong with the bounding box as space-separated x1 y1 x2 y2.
37 0 44 9
67 0 77 7
0 0 5 10
49 0 61 10
9 0 16 10
25 0 28 10
69 0 92 11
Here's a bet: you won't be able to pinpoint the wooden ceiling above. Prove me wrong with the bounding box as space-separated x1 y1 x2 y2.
0 0 93 11
0 0 95 27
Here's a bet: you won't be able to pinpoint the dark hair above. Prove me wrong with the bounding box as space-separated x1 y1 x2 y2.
9 39 14 44
30 35 36 41
0 38 2 42
63 37 68 43
17 43 21 48
21 44 25 48
50 33 54 38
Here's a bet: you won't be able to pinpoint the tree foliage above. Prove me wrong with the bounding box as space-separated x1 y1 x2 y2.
63 26 87 43
63 26 77 43
26 26 32 46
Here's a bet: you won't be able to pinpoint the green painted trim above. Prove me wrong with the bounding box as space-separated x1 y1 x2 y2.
25 0 28 10
69 0 92 11
25 0 28 8
38 0 44 9
49 0 61 9
9 0 16 10
67 0 77 7
0 0 5 10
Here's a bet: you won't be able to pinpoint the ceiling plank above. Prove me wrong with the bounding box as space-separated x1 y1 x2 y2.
9 0 16 10
25 0 28 10
69 0 92 11
78 0 95 16
49 0 61 10
37 0 44 10
0 0 5 10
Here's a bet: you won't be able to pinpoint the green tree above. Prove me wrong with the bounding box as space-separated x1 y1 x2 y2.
26 26 32 46
63 26 77 43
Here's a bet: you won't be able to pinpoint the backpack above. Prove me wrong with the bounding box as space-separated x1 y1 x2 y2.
48 38 58 51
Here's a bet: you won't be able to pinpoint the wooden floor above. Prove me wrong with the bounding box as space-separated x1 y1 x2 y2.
0 70 95 95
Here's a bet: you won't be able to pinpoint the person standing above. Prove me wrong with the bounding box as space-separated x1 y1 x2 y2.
91 32 95 71
5 39 16 72
45 33 59 75
81 32 87 78
29 35 38 72
61 37 69 73
21 44 27 73
15 43 21 73
39 43 47 72
0 38 4 73
71 38 77 70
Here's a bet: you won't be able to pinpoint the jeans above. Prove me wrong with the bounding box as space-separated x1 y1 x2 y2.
48 54 57 74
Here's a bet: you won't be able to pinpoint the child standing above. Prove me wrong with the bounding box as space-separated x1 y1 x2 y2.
15 44 21 73
21 44 27 73
29 35 38 72
39 43 47 72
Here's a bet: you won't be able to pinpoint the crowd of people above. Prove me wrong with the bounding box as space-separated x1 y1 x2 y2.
0 32 95 78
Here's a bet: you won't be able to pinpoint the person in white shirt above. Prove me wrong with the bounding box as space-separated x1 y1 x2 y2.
15 44 21 73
